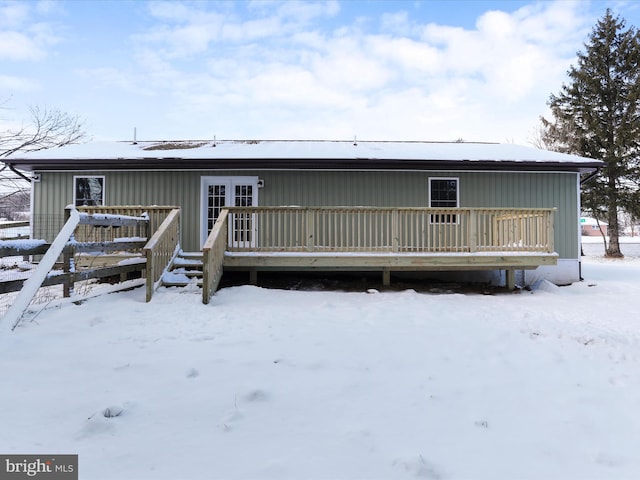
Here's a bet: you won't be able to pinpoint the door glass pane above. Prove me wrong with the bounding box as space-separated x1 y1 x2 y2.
207 184 226 234
235 185 253 207
233 185 253 243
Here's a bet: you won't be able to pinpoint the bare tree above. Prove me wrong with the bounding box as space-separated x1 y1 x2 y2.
1 106 86 159
1 105 86 219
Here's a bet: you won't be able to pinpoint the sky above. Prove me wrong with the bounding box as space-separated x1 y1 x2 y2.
1 0 640 146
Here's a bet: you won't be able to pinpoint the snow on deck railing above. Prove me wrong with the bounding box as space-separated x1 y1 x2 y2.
74 206 177 245
223 207 556 254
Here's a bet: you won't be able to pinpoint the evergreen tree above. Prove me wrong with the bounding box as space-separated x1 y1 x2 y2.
541 9 640 257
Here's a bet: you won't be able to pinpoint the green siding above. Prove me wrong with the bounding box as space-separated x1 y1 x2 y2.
33 170 579 257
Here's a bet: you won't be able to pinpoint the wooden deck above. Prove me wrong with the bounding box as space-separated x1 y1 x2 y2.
202 207 558 302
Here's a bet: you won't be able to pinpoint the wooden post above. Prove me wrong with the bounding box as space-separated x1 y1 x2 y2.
506 269 516 290
249 269 258 285
547 209 555 253
62 207 74 298
392 209 399 252
306 209 315 252
382 268 391 286
145 249 154 302
469 209 477 253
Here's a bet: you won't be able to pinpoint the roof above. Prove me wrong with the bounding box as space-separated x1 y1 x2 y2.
5 139 603 173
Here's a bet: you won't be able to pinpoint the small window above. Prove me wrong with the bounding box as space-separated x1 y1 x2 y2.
74 176 105 207
429 177 458 223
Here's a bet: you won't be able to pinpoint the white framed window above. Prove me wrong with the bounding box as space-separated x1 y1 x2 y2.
74 176 105 207
428 177 459 223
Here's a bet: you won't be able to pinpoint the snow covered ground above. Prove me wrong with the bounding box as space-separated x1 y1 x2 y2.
1 255 639 479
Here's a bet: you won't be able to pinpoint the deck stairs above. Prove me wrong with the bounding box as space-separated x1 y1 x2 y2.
160 251 204 289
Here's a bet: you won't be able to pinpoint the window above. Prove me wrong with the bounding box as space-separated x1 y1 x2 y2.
74 176 105 207
429 177 458 223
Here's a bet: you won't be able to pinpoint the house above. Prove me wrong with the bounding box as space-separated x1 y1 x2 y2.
580 217 608 236
5 139 602 290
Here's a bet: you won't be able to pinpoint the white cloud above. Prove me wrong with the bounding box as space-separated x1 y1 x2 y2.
34 0 605 143
0 1 61 61
133 1 592 142
0 74 38 92
0 1 30 28
274 0 340 22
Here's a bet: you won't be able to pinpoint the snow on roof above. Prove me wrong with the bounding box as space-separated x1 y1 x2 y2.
7 139 600 165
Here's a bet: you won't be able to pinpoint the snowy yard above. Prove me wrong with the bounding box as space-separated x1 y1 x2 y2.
1 256 639 479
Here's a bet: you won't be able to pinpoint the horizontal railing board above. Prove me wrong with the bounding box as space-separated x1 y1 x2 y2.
223 252 558 271
0 260 147 295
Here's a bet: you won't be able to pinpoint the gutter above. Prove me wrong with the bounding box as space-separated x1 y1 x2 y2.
5 157 604 173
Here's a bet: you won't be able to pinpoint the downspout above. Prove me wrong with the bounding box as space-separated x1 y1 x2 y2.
7 163 34 183
577 168 601 280
580 169 599 186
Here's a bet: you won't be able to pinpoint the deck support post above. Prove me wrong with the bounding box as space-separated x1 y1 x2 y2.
249 269 258 285
62 207 74 298
505 269 515 290
382 268 391 286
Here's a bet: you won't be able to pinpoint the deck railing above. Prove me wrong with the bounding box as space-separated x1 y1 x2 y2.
202 209 228 304
224 207 556 254
74 206 179 245
143 208 181 302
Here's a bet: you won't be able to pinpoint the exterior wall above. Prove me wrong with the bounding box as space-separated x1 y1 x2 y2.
32 169 580 262
581 224 608 236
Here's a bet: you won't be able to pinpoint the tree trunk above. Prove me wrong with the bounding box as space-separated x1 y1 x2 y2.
605 176 623 257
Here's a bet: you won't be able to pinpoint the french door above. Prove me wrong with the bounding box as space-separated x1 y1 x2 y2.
200 176 259 247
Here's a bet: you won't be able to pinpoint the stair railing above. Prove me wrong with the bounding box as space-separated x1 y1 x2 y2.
202 209 228 304
143 208 181 302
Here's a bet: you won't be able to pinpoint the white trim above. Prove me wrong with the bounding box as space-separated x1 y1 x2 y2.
576 173 582 261
29 177 35 240
200 176 259 247
428 176 460 207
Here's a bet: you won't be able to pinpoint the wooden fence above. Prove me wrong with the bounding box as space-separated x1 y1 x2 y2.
1 210 151 327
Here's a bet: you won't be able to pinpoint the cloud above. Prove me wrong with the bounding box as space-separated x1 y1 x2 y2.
0 74 39 92
148 2 588 140
72 0 597 143
0 1 30 28
0 0 61 61
139 0 339 58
